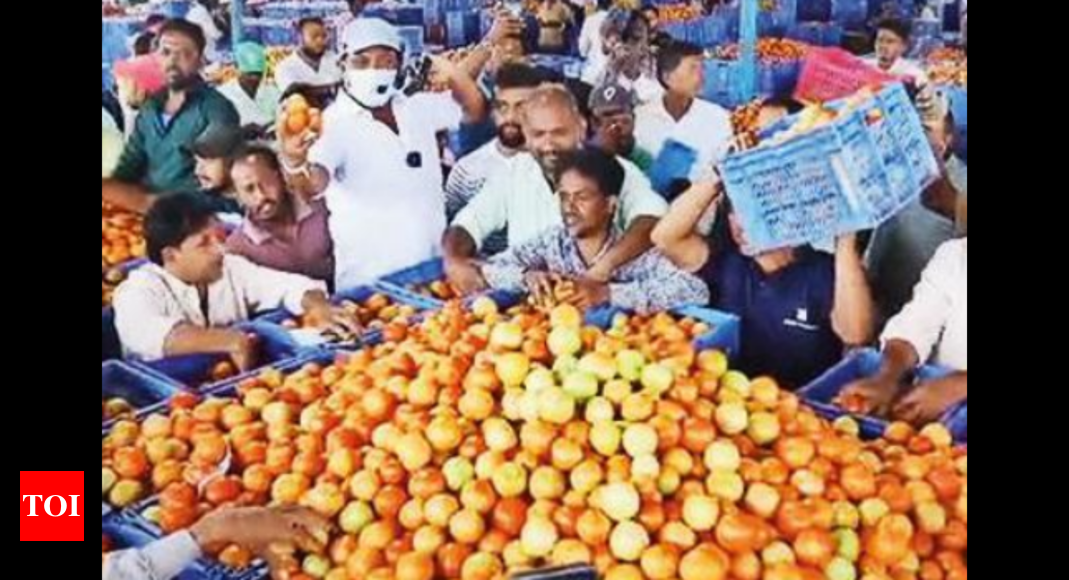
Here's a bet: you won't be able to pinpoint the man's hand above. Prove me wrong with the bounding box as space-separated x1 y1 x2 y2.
191 506 331 574
306 302 363 341
892 374 967 427
228 332 260 373
487 11 525 45
837 374 901 418
525 271 560 308
565 277 611 311
444 257 489 296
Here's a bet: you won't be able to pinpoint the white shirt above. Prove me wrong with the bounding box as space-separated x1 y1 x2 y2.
635 96 734 182
579 11 610 86
274 51 343 94
217 78 282 129
864 56 930 85
882 239 968 371
102 531 202 580
185 4 223 62
114 256 325 361
454 152 669 252
310 91 462 290
445 139 514 218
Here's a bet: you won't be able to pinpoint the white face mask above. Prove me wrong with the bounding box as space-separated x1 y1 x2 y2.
344 68 399 109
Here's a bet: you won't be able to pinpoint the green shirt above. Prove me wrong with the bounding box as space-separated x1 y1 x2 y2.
629 146 656 175
112 83 239 195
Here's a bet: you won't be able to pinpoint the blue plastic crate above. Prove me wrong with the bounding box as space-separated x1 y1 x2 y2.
378 258 523 312
948 87 967 162
945 403 967 443
397 25 425 58
445 10 481 48
584 306 741 358
701 58 746 108
798 0 833 22
786 21 843 47
832 0 870 30
798 348 962 440
136 321 311 389
102 361 184 427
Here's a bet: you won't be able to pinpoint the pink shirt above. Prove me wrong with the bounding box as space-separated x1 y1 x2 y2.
227 197 334 283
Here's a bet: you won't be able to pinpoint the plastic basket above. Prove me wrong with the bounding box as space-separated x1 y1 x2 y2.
584 306 741 358
102 361 184 428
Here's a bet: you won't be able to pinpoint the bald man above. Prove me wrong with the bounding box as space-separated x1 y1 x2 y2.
443 84 668 295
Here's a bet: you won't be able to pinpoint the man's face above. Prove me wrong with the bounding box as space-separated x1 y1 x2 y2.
592 108 636 157
165 222 227 285
302 23 330 57
876 29 908 67
239 72 264 90
559 169 615 239
665 55 705 99
195 156 230 192
493 86 536 150
524 103 587 180
158 32 202 90
346 47 401 72
232 157 288 223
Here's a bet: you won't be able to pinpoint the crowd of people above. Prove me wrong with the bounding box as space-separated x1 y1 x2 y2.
101 1 966 425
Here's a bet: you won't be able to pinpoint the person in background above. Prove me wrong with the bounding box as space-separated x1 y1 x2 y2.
103 506 330 580
609 41 664 106
185 0 224 62
588 80 655 174
652 173 876 389
536 0 575 54
865 17 929 85
217 42 282 139
840 238 967 426
189 124 244 216
483 148 709 312
446 63 545 255
130 13 166 56
278 18 487 290
274 17 343 100
227 145 335 283
112 53 168 138
635 40 733 199
114 193 357 368
444 85 668 295
578 0 613 85
103 19 240 214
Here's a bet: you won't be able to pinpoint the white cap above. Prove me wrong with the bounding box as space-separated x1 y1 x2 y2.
340 18 402 58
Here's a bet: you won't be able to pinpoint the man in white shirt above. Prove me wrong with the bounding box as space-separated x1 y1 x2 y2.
841 239 967 427
114 193 358 367
279 18 487 290
444 84 668 295
184 0 224 63
864 18 930 85
445 63 545 255
216 42 282 138
274 17 343 101
578 0 612 86
635 41 733 197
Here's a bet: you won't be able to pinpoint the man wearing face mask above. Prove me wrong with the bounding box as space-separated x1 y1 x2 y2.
103 19 240 215
445 63 545 257
279 18 487 291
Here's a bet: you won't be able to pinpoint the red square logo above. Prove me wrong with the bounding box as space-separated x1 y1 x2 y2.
20 471 84 541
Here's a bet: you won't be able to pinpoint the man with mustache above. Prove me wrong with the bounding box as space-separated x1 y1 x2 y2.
102 19 240 214
226 145 334 283
445 63 545 256
444 84 668 295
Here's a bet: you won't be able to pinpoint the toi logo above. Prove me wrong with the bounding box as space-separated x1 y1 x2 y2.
20 471 83 541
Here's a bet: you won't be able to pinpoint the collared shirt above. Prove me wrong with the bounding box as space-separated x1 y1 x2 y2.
579 10 610 85
882 238 967 370
446 139 514 256
635 96 734 185
227 197 334 282
111 83 240 194
216 78 282 129
483 226 710 314
701 246 841 389
114 255 326 361
454 152 668 252
102 531 201 580
275 51 343 94
310 91 462 289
